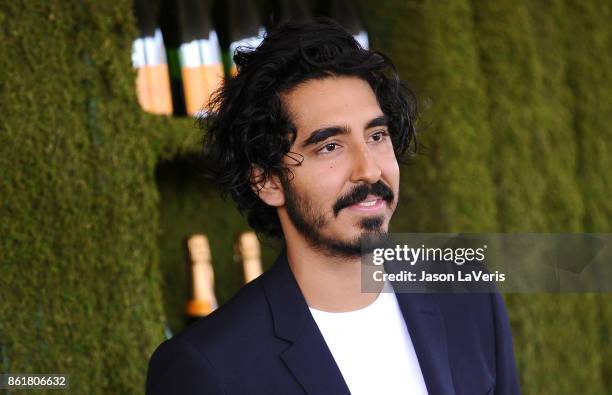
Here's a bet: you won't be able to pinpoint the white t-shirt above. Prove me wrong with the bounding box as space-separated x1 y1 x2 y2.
309 284 429 395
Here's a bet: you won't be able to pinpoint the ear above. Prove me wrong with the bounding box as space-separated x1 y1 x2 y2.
250 165 285 207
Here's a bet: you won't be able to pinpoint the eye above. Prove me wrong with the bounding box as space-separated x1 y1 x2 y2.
318 142 340 154
370 130 389 142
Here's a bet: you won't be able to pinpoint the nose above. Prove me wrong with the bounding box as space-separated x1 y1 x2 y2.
349 144 382 184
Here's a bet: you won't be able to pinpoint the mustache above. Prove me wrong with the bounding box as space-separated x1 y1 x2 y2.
333 181 395 216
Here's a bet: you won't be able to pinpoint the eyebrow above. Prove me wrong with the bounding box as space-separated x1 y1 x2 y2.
300 115 389 149
366 115 388 129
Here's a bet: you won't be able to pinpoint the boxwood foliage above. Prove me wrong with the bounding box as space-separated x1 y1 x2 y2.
469 0 610 393
363 0 497 234
0 0 610 394
563 0 612 388
0 1 169 393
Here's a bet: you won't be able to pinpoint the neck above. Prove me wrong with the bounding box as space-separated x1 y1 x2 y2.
284 231 382 313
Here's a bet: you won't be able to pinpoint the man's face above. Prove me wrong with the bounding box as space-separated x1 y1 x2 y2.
279 76 400 257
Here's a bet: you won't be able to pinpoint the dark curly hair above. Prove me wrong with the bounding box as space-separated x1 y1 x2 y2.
201 18 418 239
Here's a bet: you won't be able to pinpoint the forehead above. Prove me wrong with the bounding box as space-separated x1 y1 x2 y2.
282 76 382 136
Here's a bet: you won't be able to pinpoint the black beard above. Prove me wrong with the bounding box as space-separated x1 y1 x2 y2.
282 179 394 258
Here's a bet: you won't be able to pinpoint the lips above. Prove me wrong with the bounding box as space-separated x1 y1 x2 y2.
350 195 382 207
348 195 385 212
356 200 378 207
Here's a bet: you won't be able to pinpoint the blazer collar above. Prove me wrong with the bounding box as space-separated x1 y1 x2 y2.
261 250 455 395
261 249 351 394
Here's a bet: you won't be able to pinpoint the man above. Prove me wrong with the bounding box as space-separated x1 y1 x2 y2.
147 20 520 395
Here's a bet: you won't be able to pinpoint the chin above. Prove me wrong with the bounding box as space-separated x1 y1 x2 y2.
358 214 388 231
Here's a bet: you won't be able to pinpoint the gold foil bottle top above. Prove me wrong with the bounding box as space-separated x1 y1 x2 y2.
187 234 211 264
238 231 260 261
186 234 217 317
236 231 262 283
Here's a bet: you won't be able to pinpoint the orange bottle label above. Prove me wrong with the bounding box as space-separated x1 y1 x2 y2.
135 67 151 112
181 63 224 116
147 64 173 115
135 64 173 115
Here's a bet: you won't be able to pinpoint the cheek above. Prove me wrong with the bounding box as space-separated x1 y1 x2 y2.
306 159 348 188
294 166 342 206
383 156 400 186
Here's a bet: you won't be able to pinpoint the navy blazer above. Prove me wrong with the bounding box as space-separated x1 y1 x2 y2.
146 251 520 394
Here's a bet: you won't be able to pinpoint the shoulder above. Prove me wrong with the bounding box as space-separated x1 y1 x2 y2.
146 335 226 395
430 292 512 339
146 270 283 394
429 292 519 394
155 270 275 356
180 274 273 349
428 292 508 346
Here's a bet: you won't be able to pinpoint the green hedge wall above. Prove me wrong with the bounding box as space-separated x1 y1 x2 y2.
563 1 612 389
1 0 610 394
0 2 165 393
365 0 497 234
471 1 600 393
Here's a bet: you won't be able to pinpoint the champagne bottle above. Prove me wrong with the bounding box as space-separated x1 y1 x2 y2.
235 231 263 284
161 0 224 117
185 234 218 324
132 0 173 115
224 0 266 77
326 0 369 49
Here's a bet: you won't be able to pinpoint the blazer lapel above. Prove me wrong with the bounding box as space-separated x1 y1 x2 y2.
262 250 351 395
280 319 351 395
394 291 456 395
